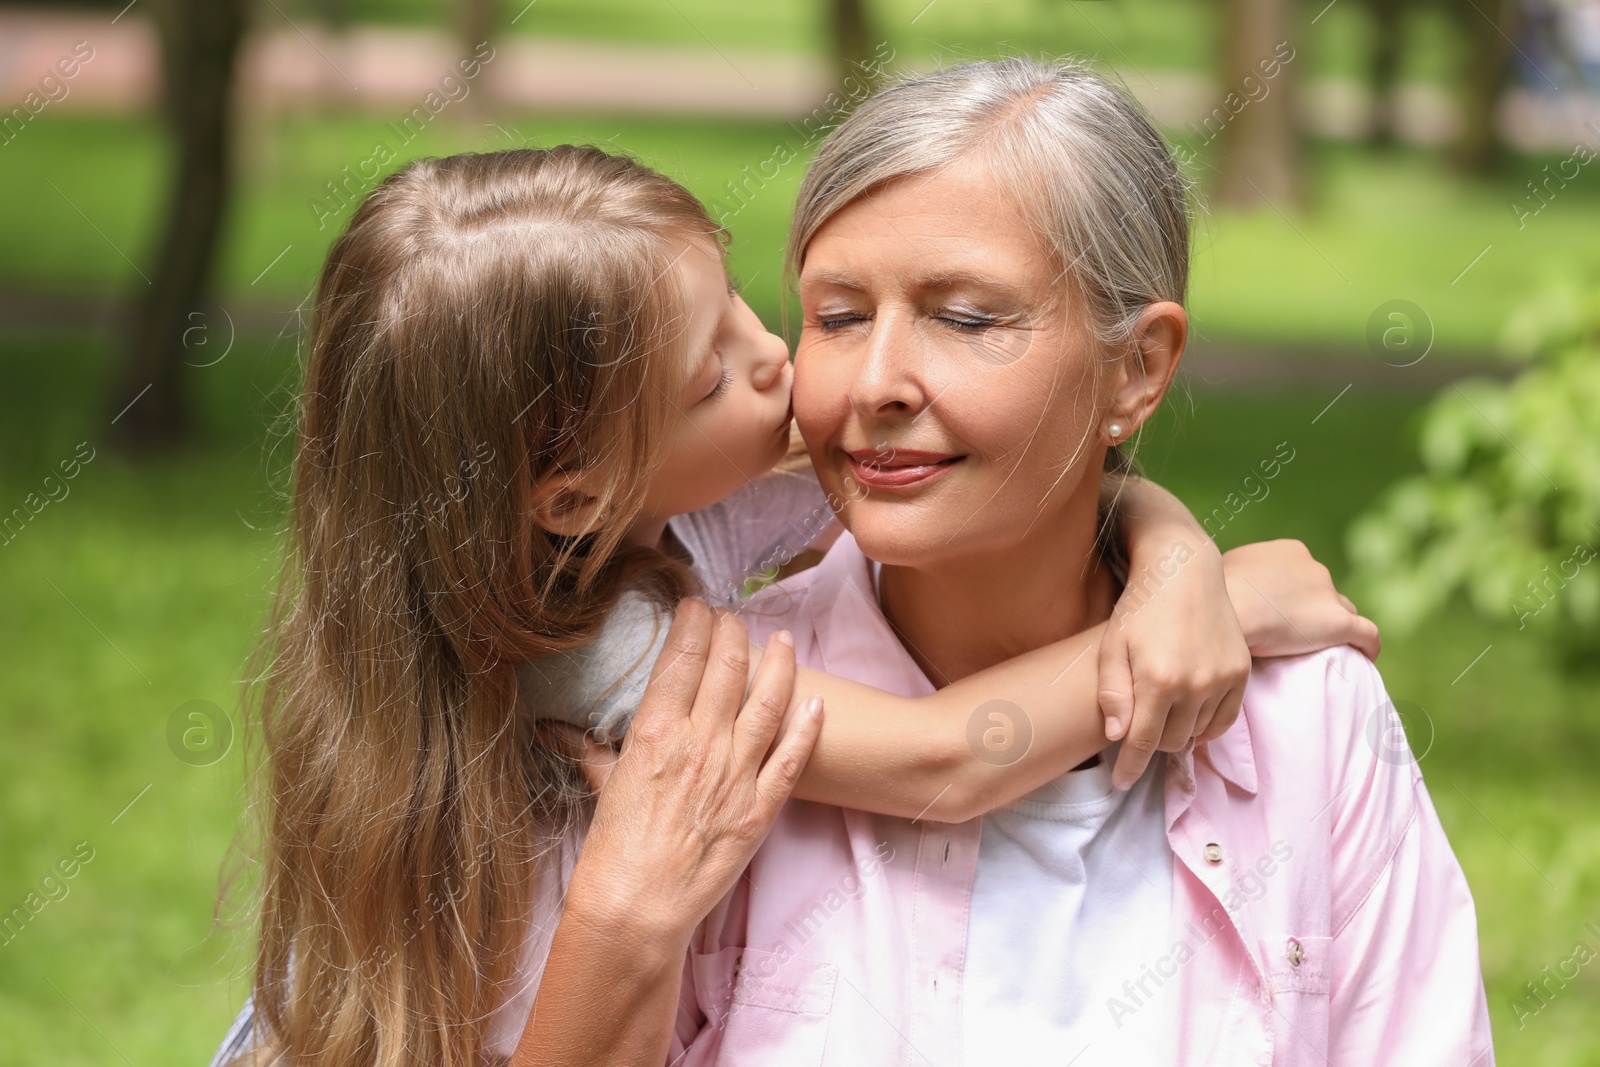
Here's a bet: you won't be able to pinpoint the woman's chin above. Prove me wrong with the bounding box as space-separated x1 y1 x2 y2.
844 509 966 569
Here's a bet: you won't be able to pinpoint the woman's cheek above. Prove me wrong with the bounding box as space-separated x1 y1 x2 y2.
791 355 844 446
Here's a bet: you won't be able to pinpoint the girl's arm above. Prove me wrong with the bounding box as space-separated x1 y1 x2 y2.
572 479 1378 821
759 476 1379 819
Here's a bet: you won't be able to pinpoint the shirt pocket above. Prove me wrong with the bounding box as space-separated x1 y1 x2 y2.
1257 932 1332 1063
691 946 837 1065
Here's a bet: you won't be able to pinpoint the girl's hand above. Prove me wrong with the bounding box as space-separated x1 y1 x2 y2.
1099 533 1251 790
558 598 824 943
1223 539 1382 661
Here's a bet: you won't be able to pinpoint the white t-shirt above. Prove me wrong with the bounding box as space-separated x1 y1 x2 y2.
962 746 1175 1065
866 558 1175 1064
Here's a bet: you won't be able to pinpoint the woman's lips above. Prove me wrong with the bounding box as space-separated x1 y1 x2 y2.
844 449 964 491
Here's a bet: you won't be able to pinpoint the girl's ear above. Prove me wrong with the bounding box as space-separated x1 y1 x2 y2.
1103 300 1187 443
527 468 610 537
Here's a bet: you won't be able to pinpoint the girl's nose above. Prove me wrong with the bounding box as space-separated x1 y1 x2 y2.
750 333 790 392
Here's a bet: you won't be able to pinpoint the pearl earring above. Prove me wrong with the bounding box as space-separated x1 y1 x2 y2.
1108 422 1124 442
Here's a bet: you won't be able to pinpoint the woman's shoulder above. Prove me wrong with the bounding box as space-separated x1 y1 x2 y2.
1226 645 1431 926
1242 644 1415 785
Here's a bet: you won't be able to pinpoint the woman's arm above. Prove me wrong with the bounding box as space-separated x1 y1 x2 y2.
764 477 1380 819
514 602 821 1067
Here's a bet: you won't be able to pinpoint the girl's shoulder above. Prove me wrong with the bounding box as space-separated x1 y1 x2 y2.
517 589 671 744
668 468 835 606
206 996 258 1067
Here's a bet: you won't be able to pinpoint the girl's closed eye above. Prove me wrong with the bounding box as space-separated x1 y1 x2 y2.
703 363 734 402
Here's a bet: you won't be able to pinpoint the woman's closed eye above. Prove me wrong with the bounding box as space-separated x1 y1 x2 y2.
813 308 1006 333
937 313 997 332
816 313 869 332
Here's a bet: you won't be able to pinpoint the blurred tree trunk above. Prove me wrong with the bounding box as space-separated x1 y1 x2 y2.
1213 0 1305 210
460 0 495 58
827 0 879 94
1453 0 1517 173
459 0 496 114
109 0 247 453
1363 0 1406 145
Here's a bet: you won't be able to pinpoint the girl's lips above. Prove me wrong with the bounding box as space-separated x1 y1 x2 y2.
844 450 964 491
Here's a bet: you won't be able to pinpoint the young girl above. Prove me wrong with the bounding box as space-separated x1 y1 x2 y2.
214 145 1375 1067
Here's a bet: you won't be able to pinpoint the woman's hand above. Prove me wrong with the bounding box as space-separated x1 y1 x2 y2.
560 597 824 943
1223 539 1382 661
515 599 823 1067
1098 530 1251 790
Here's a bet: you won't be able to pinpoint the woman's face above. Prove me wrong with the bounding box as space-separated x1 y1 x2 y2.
641 237 795 520
794 157 1113 567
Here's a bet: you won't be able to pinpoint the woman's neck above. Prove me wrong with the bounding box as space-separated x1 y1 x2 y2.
876 501 1117 688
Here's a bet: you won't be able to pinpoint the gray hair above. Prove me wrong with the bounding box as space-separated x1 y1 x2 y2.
787 56 1194 352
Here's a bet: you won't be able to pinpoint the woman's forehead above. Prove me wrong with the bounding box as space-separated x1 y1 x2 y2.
801 180 1055 293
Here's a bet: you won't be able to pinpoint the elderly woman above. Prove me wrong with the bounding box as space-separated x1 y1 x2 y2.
516 58 1492 1066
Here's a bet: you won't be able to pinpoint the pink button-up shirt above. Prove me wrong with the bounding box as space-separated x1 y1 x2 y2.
657 532 1494 1066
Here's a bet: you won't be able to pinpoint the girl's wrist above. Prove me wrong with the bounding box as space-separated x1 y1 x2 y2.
1221 551 1271 648
1124 517 1218 574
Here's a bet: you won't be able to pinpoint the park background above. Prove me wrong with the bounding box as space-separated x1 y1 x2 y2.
2 0 1599 1062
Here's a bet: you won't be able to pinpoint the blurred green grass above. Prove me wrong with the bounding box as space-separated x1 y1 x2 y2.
10 113 1600 354
1 331 1597 1063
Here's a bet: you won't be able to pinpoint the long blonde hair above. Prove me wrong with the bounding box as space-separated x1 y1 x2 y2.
234 146 717 1067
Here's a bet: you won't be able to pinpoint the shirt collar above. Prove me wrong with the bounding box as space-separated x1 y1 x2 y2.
1196 702 1259 796
806 532 937 699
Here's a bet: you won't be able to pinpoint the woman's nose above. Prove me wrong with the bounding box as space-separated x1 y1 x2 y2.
849 312 928 418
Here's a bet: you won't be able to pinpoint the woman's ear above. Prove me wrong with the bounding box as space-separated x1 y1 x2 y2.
527 467 610 538
1103 301 1188 444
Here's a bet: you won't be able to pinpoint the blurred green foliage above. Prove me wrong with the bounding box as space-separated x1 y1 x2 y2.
1349 282 1600 643
12 113 1600 354
254 0 1462 83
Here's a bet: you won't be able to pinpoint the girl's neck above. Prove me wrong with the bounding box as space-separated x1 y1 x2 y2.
876 499 1117 689
624 515 671 551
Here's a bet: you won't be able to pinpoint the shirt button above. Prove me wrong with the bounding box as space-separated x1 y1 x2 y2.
1287 938 1304 967
1203 842 1224 865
